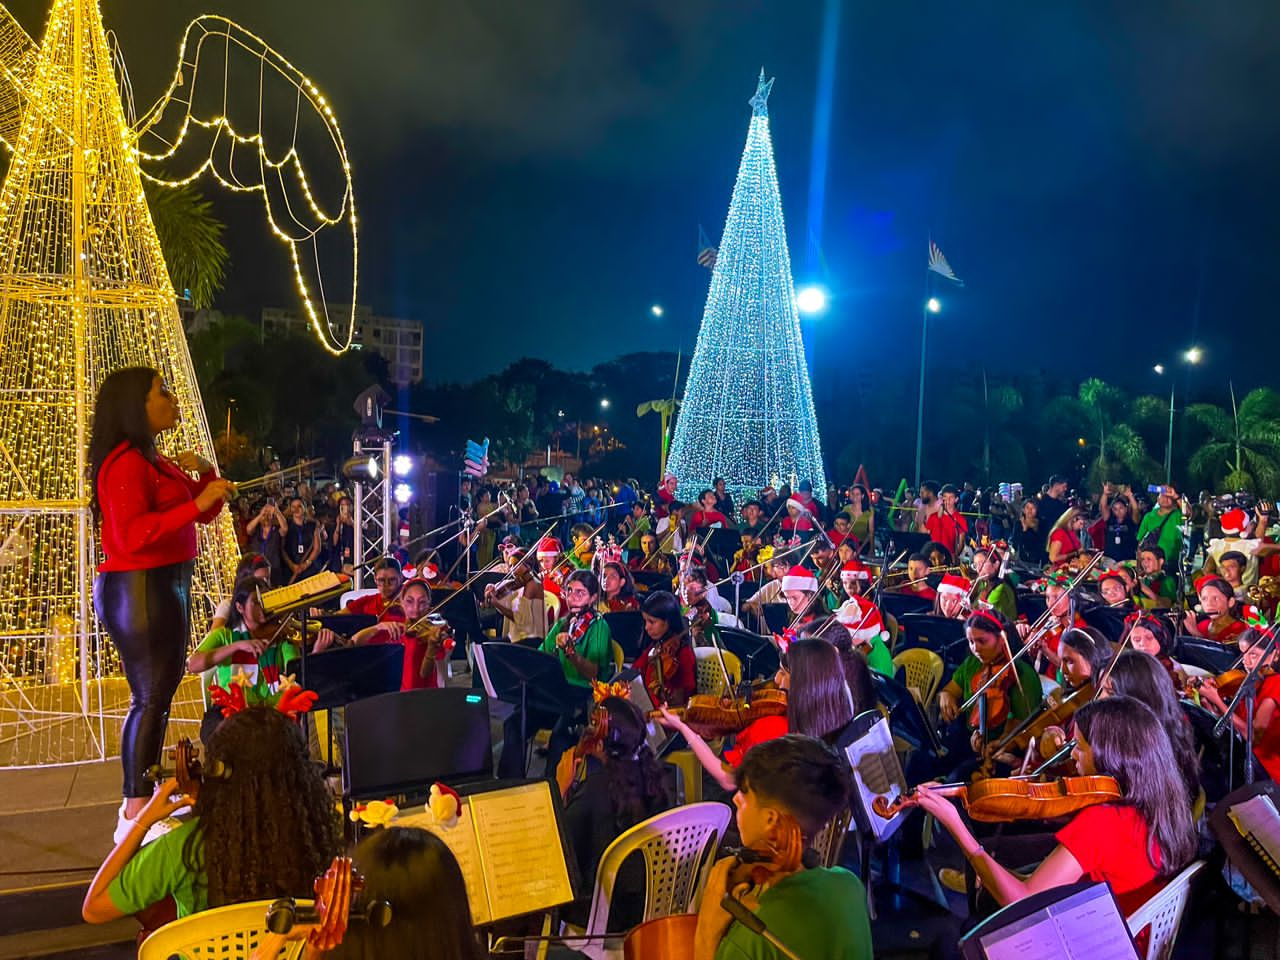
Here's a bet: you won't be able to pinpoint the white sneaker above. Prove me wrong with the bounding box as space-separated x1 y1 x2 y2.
112 800 133 846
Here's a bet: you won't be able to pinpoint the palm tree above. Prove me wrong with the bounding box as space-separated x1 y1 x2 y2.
1187 385 1280 495
143 181 229 308
637 398 680 479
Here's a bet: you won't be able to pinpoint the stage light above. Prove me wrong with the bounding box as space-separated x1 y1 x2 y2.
1153 364 1165 375
342 455 380 481
392 454 414 477
795 285 828 315
1185 346 1203 364
393 482 413 504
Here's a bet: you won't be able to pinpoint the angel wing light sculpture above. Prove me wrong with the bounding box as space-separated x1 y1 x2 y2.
0 0 357 766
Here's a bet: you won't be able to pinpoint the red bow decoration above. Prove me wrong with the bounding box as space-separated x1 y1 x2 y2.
773 628 799 656
208 674 318 719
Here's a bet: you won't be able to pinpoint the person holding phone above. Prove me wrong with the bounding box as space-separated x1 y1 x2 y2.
246 497 287 585
1135 484 1183 571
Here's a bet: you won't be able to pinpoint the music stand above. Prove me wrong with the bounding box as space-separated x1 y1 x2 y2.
343 688 494 801
1210 781 1280 913
894 614 970 668
761 603 791 634
313 613 378 636
879 592 934 622
632 570 673 594
432 587 485 649
479 642 587 777
284 644 404 769
871 671 947 759
1081 603 1128 643
884 530 930 558
719 626 780 681
959 881 1139 960
603 611 645 661
1175 635 1240 676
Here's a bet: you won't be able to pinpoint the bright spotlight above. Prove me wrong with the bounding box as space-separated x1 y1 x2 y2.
926 297 942 314
392 454 414 477
650 304 664 318
1184 346 1203 365
393 482 414 504
600 398 610 410
796 285 828 315
1153 364 1165 375
341 454 379 482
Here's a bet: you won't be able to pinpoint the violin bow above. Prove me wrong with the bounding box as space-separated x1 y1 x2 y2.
787 545 843 632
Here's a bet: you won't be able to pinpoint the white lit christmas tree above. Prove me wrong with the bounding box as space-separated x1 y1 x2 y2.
665 71 827 506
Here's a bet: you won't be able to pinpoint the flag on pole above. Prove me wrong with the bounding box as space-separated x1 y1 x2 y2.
927 239 963 285
697 224 718 269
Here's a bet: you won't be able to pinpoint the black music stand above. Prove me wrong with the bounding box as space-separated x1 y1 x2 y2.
632 570 673 594
343 688 494 801
761 603 791 634
871 671 947 760
1175 635 1240 676
603 611 645 661
432 587 485 650
313 613 378 636
1081 603 1128 643
719 626 780 681
1181 700 1269 803
894 614 970 668
879 592 934 622
480 642 587 777
1210 781 1280 914
884 530 930 558
284 645 404 769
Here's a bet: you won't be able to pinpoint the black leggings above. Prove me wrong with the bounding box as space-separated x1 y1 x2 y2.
94 562 193 797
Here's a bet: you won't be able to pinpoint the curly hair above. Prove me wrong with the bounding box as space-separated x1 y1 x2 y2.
183 708 339 906
594 697 671 830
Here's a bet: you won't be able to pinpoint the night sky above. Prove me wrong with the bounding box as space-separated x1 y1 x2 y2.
13 1 1280 392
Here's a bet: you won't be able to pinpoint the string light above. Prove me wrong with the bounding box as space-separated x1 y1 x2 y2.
665 71 827 507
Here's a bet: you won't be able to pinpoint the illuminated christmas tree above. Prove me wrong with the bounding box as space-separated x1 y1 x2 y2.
0 0 356 764
665 72 827 506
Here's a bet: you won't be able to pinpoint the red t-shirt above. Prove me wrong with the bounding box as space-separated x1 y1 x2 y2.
1056 803 1164 916
925 512 968 552
632 643 696 705
690 510 730 532
96 443 225 572
1198 615 1247 644
1048 528 1082 562
1240 673 1280 781
344 593 406 622
722 714 789 769
362 626 443 691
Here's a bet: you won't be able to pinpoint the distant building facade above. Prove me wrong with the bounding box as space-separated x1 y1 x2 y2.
259 304 424 385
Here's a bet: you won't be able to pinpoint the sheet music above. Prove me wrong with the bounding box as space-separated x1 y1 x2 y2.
260 570 348 611
844 717 909 842
396 809 492 925
469 782 574 921
979 885 1137 960
1229 794 1280 865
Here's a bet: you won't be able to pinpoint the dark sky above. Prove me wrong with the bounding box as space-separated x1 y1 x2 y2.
15 1 1280 392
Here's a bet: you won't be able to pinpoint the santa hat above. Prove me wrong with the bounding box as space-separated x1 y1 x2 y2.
1220 508 1249 537
937 573 972 598
536 537 562 558
780 565 819 593
785 497 807 514
840 560 871 582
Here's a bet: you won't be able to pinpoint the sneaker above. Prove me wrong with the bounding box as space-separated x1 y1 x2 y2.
112 800 133 846
938 867 967 894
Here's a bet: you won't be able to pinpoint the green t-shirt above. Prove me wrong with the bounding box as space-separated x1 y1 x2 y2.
949 654 1044 733
715 867 872 960
1136 507 1184 564
194 626 300 699
541 615 614 687
979 582 1018 624
108 817 207 919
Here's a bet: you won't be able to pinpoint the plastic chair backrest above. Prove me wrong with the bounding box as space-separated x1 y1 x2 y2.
138 899 311 960
1125 860 1204 960
812 807 853 868
339 588 378 609
582 802 732 950
693 648 741 696
884 612 900 652
892 648 944 710
611 640 624 676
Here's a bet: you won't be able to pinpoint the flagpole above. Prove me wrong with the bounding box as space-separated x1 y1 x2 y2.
914 266 931 491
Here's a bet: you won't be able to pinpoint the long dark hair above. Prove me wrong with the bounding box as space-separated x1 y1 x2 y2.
590 697 671 830
329 827 481 960
601 561 637 603
799 621 875 714
1119 614 1173 658
183 708 339 906
640 590 688 644
1061 627 1112 684
226 574 267 631
1104 651 1200 804
1072 696 1196 877
785 639 855 740
88 366 158 518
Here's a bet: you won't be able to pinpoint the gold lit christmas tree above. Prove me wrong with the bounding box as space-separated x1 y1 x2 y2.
0 0 357 765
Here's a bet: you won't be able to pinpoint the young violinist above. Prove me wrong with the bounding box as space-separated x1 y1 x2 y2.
82 706 339 925
742 553 790 619
1136 545 1177 611
779 565 833 628
187 574 301 745
1046 508 1090 569
1182 574 1246 643
1197 626 1280 781
598 560 640 612
1020 574 1088 678
910 696 1197 915
351 578 451 691
313 556 407 653
210 554 272 630
833 561 894 677
1118 613 1183 688
694 735 873 960
933 573 972 620
970 543 1018 624
632 590 696 708
683 569 724 649
1097 568 1137 617
630 531 675 576
485 539 561 642
540 570 615 686
656 637 854 793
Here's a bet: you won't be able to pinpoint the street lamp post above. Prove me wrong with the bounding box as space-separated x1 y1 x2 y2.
1154 348 1202 484
914 297 941 489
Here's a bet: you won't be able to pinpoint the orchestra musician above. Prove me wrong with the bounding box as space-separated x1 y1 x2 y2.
537 535 568 600
1118 613 1184 688
88 367 234 840
779 565 833 629
693 736 872 960
1019 573 1087 678
738 499 768 541
911 696 1197 915
485 538 561 642
630 531 675 576
891 553 937 602
1135 545 1177 611
1046 507 1091 569
598 561 640 612
313 556 406 652
741 551 790 621
833 561 894 676
934 573 973 620
682 569 724 649
1182 574 1247 643
210 554 272 631
350 578 452 691
969 542 1018 624
689 489 733 533
1197 626 1280 781
632 591 697 707
1097 568 1138 618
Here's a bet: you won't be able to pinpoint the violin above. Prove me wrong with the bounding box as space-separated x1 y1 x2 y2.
1197 666 1277 701
486 561 536 605
873 774 1121 823
644 634 683 705
405 614 455 676
969 655 1014 733
654 684 787 737
986 681 1094 765
145 738 229 800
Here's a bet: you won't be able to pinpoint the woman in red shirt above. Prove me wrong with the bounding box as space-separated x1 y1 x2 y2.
89 367 233 832
913 696 1197 915
654 637 854 792
1198 627 1280 780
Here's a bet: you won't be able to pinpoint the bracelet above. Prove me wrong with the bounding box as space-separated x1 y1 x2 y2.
964 844 986 860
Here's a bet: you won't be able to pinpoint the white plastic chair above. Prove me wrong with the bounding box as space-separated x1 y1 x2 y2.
339 587 378 609
570 801 732 960
1125 860 1205 960
138 899 311 959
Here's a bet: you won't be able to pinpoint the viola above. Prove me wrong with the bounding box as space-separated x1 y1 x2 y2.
987 681 1094 764
487 562 536 604
654 685 787 737
872 774 1121 823
969 656 1014 732
263 856 392 954
146 738 228 800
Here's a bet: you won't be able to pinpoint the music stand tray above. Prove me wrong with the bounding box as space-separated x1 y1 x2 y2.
603 611 645 661
719 627 780 681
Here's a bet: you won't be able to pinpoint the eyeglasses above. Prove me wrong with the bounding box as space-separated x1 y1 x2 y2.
374 576 400 586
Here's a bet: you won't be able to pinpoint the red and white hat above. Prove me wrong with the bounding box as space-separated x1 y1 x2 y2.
840 560 871 582
536 537 562 558
836 594 885 644
1220 508 1249 537
780 565 819 593
937 573 972 598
